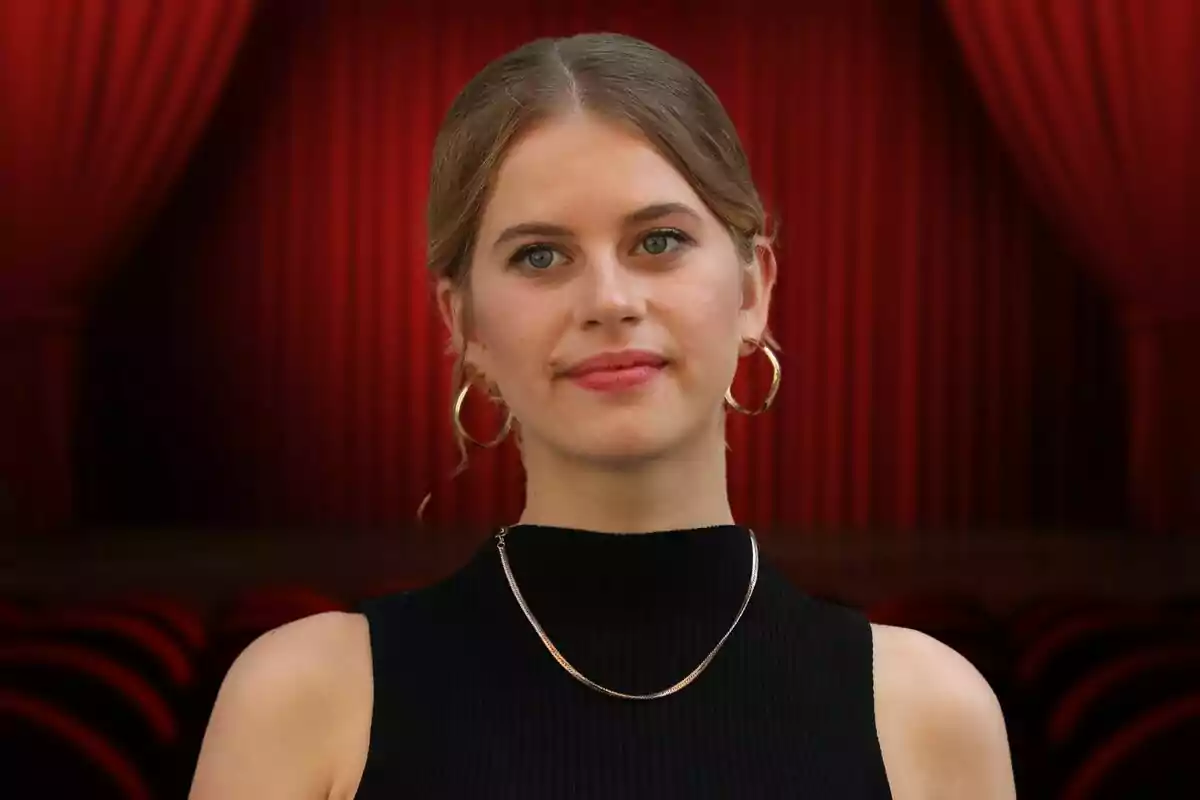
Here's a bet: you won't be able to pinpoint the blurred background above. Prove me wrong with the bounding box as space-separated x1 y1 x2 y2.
1 0 1197 797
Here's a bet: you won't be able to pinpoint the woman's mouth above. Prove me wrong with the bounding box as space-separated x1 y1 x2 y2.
561 350 668 393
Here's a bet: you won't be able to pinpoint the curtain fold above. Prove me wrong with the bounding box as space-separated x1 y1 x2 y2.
942 0 1200 533
0 0 256 531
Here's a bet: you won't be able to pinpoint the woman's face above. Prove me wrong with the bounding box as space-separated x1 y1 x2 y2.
439 112 774 466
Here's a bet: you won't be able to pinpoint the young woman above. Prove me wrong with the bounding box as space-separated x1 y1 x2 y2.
190 32 1016 799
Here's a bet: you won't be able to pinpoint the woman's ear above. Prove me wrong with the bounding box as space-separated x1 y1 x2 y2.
437 278 492 380
436 278 466 355
738 235 778 347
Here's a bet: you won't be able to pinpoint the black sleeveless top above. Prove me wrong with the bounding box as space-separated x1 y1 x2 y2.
355 525 892 798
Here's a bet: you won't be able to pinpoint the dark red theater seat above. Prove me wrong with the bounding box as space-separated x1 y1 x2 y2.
1015 609 1177 717
1060 692 1200 800
99 594 209 652
0 641 177 744
0 689 152 800
37 607 197 698
1007 595 1125 649
1049 644 1200 748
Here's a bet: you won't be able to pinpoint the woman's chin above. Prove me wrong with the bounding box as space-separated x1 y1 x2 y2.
560 423 696 466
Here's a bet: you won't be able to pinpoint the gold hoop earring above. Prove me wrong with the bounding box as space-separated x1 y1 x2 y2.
725 339 781 415
453 382 513 447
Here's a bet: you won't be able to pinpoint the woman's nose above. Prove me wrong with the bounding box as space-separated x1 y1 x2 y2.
575 256 646 329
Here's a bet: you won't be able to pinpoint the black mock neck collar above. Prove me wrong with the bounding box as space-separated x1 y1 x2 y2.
488 524 756 625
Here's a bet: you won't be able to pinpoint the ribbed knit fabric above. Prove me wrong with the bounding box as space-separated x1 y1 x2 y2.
354 525 892 798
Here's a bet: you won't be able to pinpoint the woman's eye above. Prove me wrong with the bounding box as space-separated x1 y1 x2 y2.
512 245 562 271
637 229 690 256
510 230 690 271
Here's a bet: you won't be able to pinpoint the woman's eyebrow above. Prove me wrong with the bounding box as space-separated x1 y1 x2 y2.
491 201 704 252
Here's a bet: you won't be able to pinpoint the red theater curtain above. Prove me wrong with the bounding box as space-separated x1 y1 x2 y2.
942 0 1200 533
0 0 256 532
149 0 1103 534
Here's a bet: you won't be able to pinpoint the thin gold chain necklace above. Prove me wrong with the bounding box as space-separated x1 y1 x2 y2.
494 526 759 701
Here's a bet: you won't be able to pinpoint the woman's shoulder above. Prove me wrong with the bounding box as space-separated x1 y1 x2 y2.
217 611 373 716
190 611 374 799
869 623 1016 799
242 609 371 673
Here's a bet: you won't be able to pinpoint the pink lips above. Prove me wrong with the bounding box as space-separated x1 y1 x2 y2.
562 350 667 392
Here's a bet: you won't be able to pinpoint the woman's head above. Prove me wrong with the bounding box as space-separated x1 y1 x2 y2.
431 32 776 468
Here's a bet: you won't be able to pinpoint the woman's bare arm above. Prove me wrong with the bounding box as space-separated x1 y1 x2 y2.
873 623 1017 800
189 611 371 800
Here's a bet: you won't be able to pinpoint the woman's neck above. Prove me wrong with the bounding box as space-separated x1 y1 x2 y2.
515 426 734 534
